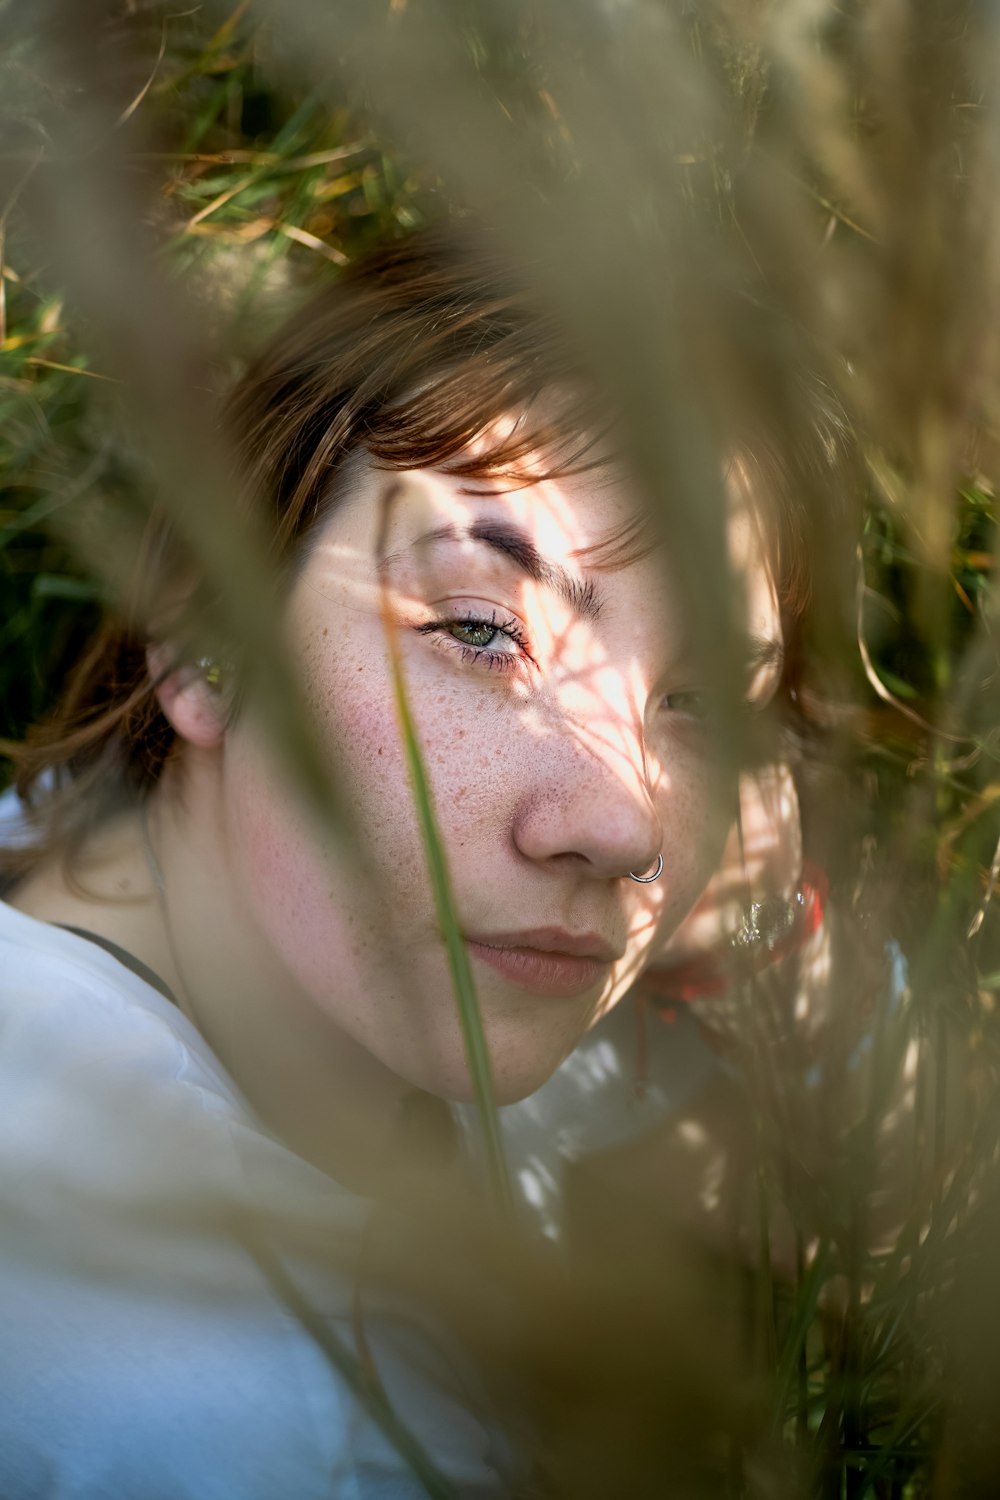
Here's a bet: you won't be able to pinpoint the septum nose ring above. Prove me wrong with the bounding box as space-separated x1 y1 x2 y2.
629 852 664 884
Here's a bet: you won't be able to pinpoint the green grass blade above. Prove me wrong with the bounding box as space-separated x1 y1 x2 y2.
241 1228 458 1500
384 615 513 1216
771 1239 832 1436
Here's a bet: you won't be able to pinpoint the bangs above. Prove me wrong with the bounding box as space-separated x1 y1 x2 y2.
363 362 609 489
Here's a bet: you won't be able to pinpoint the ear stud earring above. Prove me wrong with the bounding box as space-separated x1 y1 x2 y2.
196 657 226 691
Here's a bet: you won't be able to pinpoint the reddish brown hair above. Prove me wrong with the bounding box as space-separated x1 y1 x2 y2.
1 221 838 880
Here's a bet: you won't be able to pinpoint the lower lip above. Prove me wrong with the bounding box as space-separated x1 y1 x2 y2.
466 940 611 998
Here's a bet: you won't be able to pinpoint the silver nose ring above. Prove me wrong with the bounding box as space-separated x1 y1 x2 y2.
629 852 663 884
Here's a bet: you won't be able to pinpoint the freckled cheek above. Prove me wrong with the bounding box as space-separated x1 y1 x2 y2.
418 698 525 855
323 651 514 844
321 684 403 795
290 620 518 894
219 774 345 1007
301 661 470 895
219 665 401 960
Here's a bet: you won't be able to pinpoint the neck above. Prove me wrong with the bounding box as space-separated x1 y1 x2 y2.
152 763 432 1194
13 762 434 1197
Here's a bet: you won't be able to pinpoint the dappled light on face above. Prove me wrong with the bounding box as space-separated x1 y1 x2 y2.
374 468 686 818
273 452 751 1109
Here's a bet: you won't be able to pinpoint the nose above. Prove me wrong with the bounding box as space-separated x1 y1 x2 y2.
511 717 663 882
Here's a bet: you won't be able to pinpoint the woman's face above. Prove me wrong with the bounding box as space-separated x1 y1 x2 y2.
219 459 774 1103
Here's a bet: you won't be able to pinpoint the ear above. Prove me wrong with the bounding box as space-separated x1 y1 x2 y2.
147 645 227 750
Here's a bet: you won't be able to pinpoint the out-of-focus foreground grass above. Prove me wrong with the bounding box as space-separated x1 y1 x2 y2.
3 1 1000 1496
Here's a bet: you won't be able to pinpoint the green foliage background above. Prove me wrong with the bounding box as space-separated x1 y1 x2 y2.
3 1 1000 1496
0 4 431 747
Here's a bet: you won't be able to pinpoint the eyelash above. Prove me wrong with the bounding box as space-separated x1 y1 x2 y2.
416 609 533 673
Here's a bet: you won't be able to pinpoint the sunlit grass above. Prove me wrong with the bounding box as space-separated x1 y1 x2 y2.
1 0 1000 1493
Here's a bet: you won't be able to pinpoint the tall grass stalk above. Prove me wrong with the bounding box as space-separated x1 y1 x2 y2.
377 497 513 1215
3 0 1000 1491
242 1229 457 1500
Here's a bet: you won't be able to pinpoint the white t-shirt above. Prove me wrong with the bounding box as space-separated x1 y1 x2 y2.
0 897 512 1499
0 788 729 1495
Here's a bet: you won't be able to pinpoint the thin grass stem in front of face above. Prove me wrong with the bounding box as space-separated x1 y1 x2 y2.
376 486 513 1217
241 1226 458 1500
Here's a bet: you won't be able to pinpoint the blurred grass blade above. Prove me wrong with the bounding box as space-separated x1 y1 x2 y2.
242 1228 458 1500
771 1238 831 1436
389 657 513 1214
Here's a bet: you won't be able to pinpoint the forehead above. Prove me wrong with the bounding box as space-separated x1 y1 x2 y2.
368 459 643 560
298 458 649 594
295 453 781 657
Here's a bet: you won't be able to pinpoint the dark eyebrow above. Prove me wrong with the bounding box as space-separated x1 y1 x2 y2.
391 519 603 621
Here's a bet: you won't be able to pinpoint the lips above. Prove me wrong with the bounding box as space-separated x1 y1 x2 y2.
464 927 621 999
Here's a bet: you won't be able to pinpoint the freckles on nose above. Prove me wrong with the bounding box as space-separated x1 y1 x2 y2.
510 709 663 876
558 711 649 806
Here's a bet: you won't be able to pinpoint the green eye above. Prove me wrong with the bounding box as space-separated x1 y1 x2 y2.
447 621 498 648
417 608 528 671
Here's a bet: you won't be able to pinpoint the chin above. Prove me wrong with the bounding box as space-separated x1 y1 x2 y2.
419 1045 572 1108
